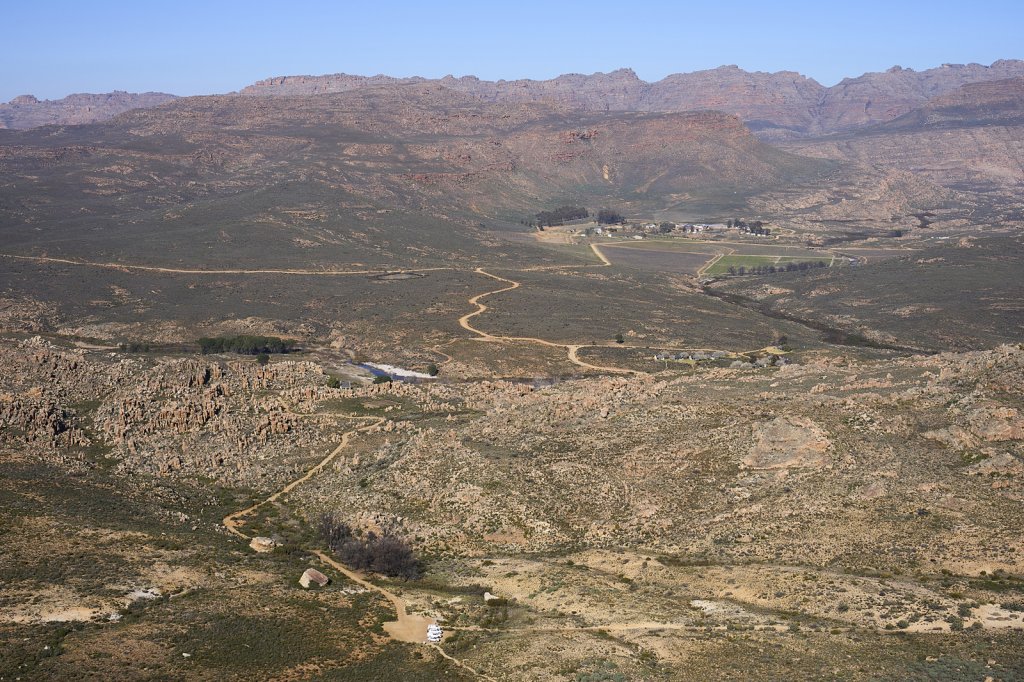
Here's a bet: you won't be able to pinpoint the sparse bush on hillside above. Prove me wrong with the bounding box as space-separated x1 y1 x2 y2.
318 513 420 580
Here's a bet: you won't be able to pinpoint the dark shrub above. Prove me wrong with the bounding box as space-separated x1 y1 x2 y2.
318 513 420 580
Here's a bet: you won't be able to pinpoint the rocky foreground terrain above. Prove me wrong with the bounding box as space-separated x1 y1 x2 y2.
2 331 1023 679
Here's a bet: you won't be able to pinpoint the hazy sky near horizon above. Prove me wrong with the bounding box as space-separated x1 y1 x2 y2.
3 0 1022 101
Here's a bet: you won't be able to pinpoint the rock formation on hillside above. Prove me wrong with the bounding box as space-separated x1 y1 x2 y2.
8 60 1020 135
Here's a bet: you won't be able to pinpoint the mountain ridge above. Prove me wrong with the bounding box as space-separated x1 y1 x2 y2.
0 90 178 130
241 60 1024 138
4 60 1021 135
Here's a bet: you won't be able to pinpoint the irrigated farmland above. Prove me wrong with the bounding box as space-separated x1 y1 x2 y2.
594 243 715 273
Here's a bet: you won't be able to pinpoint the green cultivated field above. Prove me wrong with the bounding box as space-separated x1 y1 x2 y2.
716 233 1024 351
705 254 831 276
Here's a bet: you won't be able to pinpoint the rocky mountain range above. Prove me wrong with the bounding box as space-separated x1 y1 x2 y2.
5 60 1022 139
242 60 1024 138
0 91 178 130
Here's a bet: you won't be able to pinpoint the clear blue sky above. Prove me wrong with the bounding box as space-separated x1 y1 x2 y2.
3 0 1022 101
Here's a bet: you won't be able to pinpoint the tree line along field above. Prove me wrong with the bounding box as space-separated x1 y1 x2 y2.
593 236 913 278
703 254 836 276
593 239 841 276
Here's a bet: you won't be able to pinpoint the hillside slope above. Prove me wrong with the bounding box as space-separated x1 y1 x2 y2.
0 84 832 268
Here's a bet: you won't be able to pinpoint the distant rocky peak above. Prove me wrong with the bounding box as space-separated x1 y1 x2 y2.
0 91 178 130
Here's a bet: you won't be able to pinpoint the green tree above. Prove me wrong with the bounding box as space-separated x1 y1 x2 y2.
597 209 625 225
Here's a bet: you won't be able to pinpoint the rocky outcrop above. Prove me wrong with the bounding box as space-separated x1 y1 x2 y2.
744 416 832 469
250 537 279 553
816 61 1024 132
968 405 1024 442
0 394 89 447
299 568 329 588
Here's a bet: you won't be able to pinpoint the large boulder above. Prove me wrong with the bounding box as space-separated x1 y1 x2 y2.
299 568 330 589
249 536 279 553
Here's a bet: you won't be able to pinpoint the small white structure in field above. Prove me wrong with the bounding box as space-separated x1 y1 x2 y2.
426 623 443 643
484 591 500 603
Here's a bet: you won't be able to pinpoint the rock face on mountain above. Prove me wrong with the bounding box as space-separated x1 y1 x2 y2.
8 60 1019 135
240 60 1024 138
785 76 1024 194
0 91 178 130
878 76 1024 129
815 61 1024 132
744 416 832 469
642 66 824 138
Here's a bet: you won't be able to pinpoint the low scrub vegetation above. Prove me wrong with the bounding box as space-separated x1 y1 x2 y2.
118 341 152 353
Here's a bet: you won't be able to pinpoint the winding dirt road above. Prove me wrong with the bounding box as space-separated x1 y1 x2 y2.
223 416 383 534
8 246 777 375
222 414 497 678
0 252 451 277
222 416 436 643
589 242 613 266
458 267 636 374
